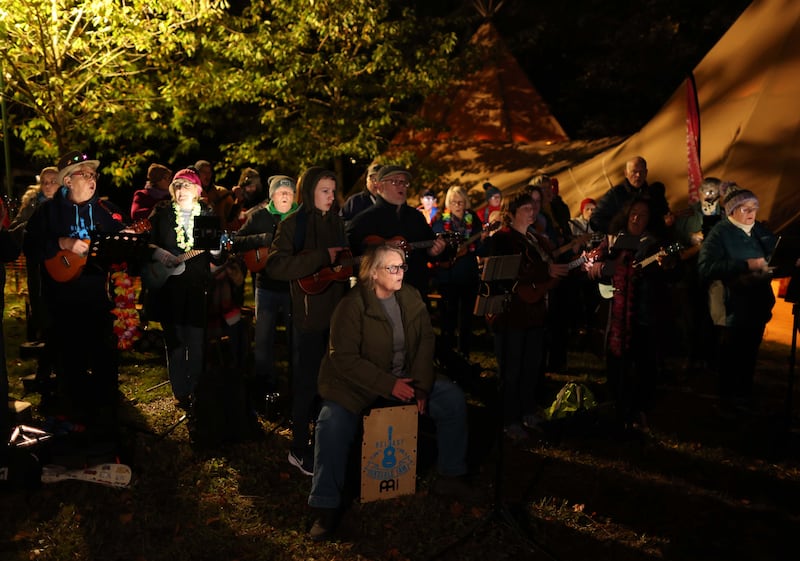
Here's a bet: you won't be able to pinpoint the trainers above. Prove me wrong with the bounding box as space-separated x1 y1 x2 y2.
288 449 314 476
503 423 528 441
309 508 339 541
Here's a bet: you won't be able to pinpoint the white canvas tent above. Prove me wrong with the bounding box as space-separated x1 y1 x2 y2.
555 0 800 233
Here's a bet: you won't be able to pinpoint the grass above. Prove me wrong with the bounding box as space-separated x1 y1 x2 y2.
2 272 800 561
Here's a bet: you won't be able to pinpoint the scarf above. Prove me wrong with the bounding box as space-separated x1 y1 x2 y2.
608 250 635 357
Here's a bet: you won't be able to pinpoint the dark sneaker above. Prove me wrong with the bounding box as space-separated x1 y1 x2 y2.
309 508 340 542
288 449 314 476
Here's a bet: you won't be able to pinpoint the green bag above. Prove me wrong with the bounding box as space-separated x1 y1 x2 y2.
546 382 598 420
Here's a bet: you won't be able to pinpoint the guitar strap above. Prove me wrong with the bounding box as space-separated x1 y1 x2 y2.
525 230 552 264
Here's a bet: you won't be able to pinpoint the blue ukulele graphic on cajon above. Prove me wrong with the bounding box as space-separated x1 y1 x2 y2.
381 426 397 468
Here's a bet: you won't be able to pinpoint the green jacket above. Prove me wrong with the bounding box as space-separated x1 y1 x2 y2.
318 283 435 414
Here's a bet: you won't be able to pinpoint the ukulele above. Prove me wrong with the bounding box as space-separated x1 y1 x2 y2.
514 249 597 304
296 233 459 295
44 218 150 283
362 232 459 258
597 242 684 298
143 232 235 289
632 242 683 269
296 248 361 295
438 221 501 268
241 246 270 272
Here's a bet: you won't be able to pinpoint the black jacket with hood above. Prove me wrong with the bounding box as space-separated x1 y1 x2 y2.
264 167 347 332
24 186 124 306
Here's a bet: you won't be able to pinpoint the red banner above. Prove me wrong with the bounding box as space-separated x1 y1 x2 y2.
686 73 703 203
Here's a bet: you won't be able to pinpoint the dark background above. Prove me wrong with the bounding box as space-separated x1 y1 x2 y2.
418 0 751 138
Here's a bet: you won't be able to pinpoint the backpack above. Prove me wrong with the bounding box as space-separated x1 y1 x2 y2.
546 382 598 420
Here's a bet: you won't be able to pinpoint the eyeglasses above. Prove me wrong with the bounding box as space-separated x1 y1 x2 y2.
70 171 97 181
383 178 410 188
738 205 759 213
384 264 408 274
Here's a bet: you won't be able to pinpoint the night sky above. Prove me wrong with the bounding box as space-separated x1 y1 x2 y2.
414 0 751 138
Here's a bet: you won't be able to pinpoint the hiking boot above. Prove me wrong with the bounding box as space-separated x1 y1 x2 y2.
309 508 339 541
431 475 483 503
288 449 314 476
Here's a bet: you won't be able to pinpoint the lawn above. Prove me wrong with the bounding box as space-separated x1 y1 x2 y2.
2 269 799 561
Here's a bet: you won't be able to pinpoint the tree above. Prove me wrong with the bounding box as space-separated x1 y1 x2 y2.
0 0 228 183
161 0 460 183
1 1 461 187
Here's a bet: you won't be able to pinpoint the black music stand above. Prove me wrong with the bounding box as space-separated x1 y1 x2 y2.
431 254 556 560
782 269 800 432
86 230 150 271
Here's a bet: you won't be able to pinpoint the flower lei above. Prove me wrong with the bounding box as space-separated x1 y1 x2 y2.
110 264 140 350
174 201 201 251
441 210 476 251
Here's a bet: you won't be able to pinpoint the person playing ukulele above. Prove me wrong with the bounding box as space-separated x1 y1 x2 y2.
23 151 127 438
264 167 348 477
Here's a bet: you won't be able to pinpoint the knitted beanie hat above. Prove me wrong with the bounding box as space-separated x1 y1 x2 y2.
723 188 758 216
579 198 596 215
483 182 501 202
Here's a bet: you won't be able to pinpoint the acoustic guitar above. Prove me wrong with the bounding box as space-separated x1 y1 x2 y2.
44 218 150 283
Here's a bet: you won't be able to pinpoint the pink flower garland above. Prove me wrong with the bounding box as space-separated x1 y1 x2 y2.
110 264 141 350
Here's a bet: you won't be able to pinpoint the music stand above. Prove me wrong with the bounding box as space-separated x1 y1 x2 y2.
86 231 150 271
768 236 800 278
778 240 800 431
455 254 556 559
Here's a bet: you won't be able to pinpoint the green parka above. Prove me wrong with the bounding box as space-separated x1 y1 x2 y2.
317 283 435 414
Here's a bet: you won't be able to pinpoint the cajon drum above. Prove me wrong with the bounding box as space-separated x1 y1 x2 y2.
360 404 418 503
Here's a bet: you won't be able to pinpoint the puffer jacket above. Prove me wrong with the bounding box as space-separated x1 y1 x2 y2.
317 283 435 414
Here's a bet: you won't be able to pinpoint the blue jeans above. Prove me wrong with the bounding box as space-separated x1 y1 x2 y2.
164 324 204 400
308 375 468 509
254 288 291 390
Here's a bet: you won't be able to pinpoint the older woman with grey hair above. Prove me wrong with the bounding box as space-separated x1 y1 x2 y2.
308 243 473 541
698 186 777 408
431 185 485 358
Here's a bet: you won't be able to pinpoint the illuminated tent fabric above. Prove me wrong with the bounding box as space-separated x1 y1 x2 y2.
554 0 800 232
383 22 621 202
